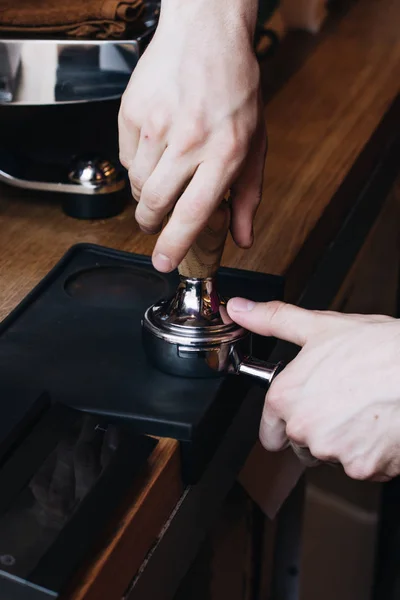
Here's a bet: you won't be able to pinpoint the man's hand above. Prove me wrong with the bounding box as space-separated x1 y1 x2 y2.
227 298 400 482
119 0 265 272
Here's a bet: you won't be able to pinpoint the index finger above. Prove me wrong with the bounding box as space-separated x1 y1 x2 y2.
152 161 232 272
227 300 319 347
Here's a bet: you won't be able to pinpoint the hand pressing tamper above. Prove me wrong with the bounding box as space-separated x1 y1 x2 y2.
142 208 326 468
141 201 283 386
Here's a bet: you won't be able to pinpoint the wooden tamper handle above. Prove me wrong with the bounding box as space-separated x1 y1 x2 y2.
178 200 231 279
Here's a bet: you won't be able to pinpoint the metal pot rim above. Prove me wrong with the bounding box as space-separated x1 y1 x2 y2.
142 306 248 348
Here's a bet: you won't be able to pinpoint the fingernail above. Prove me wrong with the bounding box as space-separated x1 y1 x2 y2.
153 253 173 273
229 298 256 312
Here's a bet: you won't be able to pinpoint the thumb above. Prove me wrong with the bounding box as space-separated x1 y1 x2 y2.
227 299 319 347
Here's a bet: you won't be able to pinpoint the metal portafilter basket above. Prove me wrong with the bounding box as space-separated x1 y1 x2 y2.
141 201 323 468
141 201 284 385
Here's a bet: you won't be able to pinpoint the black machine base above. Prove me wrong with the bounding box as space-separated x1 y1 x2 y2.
0 101 128 220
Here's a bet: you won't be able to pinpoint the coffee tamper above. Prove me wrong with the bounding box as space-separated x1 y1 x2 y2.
141 202 283 386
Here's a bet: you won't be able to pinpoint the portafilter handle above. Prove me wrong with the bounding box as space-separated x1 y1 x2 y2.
231 351 284 385
231 354 324 468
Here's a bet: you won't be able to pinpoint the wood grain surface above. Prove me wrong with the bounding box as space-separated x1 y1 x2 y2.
0 0 398 322
61 438 182 600
224 0 400 287
178 201 231 279
331 176 400 316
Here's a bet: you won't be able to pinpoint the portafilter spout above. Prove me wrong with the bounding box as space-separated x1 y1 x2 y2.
141 200 284 386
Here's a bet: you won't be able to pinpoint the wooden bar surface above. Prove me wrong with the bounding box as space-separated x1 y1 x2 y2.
224 0 400 282
62 438 182 600
0 0 398 597
0 0 398 318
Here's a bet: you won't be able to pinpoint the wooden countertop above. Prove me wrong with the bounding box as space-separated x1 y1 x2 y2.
0 0 399 598
0 0 399 319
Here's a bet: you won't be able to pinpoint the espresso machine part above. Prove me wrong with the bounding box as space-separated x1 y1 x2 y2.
0 3 159 106
142 201 283 385
0 151 127 219
0 3 159 218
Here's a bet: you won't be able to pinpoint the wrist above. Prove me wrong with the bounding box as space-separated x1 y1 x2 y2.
160 0 258 40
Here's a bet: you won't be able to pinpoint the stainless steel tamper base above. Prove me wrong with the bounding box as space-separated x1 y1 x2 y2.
141 277 284 383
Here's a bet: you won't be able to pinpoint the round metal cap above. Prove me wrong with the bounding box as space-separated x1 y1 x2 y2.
68 156 118 188
143 303 248 349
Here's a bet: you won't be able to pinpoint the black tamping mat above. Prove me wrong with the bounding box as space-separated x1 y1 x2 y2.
0 387 49 468
0 243 284 482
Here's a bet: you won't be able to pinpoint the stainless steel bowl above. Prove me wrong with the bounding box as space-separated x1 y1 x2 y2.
0 3 159 105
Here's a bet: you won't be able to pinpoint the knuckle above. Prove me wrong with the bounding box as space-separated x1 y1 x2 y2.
265 301 289 326
308 439 334 462
221 127 247 164
143 112 169 141
131 188 140 203
172 118 208 156
244 113 259 140
141 184 167 213
135 207 158 232
344 459 376 481
119 152 130 169
119 99 139 131
129 170 144 194
222 138 244 164
285 419 308 445
369 314 394 324
134 205 145 224
118 101 127 125
266 379 285 413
